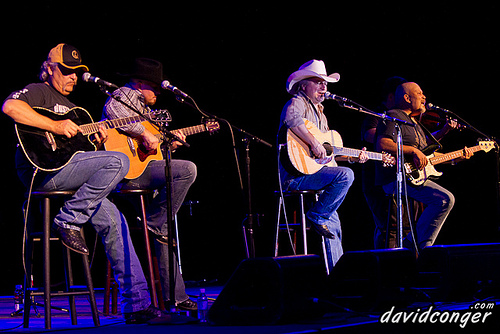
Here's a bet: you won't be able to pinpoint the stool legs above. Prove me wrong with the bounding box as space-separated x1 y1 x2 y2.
299 193 308 254
23 194 100 329
138 193 158 308
42 197 51 329
274 196 283 257
274 193 310 256
275 191 330 274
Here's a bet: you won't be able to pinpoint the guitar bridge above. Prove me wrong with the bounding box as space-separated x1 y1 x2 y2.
45 132 57 151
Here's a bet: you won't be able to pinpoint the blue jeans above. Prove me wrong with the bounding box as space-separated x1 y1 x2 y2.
283 166 355 271
120 159 197 303
382 179 455 250
34 151 151 314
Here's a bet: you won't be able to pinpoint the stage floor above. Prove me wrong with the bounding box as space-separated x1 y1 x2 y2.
0 285 498 333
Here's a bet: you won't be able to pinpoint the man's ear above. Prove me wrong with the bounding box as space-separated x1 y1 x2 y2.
403 93 411 104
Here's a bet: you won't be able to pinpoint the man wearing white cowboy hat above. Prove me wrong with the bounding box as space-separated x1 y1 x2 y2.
279 59 368 270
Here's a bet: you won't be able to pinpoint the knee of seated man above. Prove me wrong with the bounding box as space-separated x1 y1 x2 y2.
108 151 130 177
339 166 355 186
185 161 197 181
443 191 455 209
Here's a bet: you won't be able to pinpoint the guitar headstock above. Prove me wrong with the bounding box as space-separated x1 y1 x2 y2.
204 119 220 133
478 140 496 153
149 109 172 123
382 152 396 167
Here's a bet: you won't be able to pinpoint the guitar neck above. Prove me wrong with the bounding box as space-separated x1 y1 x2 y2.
80 115 146 135
332 146 384 161
155 124 208 141
429 144 483 166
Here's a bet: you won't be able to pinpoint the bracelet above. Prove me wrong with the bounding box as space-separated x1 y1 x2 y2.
347 156 355 164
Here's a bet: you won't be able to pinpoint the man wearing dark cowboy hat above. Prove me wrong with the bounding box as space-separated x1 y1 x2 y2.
3 44 164 324
103 58 197 312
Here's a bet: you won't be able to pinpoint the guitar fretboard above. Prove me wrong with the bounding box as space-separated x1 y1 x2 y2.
80 115 146 135
429 145 483 165
155 124 209 142
332 146 384 161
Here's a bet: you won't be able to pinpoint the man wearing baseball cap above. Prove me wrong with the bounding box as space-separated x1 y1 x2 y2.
3 44 164 323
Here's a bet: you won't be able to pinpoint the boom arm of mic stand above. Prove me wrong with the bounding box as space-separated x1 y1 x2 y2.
337 101 416 127
447 110 495 141
175 95 273 148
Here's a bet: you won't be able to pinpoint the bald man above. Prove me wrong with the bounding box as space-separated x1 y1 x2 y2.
375 82 473 253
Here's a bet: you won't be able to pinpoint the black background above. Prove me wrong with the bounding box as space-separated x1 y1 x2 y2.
0 3 499 294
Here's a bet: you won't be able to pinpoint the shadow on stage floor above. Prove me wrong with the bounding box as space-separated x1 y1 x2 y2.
2 245 500 333
0 286 498 333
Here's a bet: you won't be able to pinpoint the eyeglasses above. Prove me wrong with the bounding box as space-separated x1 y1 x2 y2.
307 78 327 87
57 64 81 77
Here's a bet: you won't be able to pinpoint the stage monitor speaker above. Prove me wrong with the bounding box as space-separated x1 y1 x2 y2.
329 248 417 311
208 254 329 325
417 243 500 301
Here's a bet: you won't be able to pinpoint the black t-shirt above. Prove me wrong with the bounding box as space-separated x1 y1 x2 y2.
5 83 77 187
6 82 76 112
375 109 429 186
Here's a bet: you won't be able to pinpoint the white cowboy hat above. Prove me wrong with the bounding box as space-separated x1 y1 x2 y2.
286 59 340 94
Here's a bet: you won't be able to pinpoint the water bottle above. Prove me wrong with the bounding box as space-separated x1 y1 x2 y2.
14 284 23 313
197 288 208 323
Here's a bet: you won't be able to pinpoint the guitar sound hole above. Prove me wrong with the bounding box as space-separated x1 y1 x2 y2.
323 143 333 156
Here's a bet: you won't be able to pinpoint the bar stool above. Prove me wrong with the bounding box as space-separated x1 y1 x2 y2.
23 190 100 329
274 190 329 273
107 189 163 311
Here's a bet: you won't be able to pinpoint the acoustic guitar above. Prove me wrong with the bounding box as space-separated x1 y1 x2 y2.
105 120 220 179
280 118 394 175
15 106 166 171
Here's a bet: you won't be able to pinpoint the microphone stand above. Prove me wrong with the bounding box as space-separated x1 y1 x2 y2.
172 95 272 258
334 98 415 248
98 84 193 321
444 110 500 233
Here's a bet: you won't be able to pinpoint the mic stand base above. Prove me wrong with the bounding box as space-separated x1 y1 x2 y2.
148 311 199 325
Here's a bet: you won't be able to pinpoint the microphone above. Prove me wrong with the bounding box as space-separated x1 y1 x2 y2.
82 72 119 89
324 91 349 103
426 102 451 113
161 80 189 98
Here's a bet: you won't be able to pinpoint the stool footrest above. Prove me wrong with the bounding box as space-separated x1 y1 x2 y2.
29 290 93 298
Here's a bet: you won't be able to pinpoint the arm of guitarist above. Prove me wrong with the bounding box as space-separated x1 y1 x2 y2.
290 124 327 159
139 128 160 151
3 99 82 138
377 137 428 170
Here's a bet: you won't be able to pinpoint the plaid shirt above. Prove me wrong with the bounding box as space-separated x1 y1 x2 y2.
102 83 151 137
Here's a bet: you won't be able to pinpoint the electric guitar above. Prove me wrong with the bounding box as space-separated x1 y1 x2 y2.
280 118 395 175
105 119 220 179
15 106 168 171
404 141 496 186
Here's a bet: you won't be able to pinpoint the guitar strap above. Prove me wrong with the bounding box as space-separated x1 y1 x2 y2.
415 119 442 155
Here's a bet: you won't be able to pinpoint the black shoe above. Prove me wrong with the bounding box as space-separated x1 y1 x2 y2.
146 226 177 246
310 222 335 239
124 305 163 324
176 299 197 311
52 225 89 255
153 235 177 247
